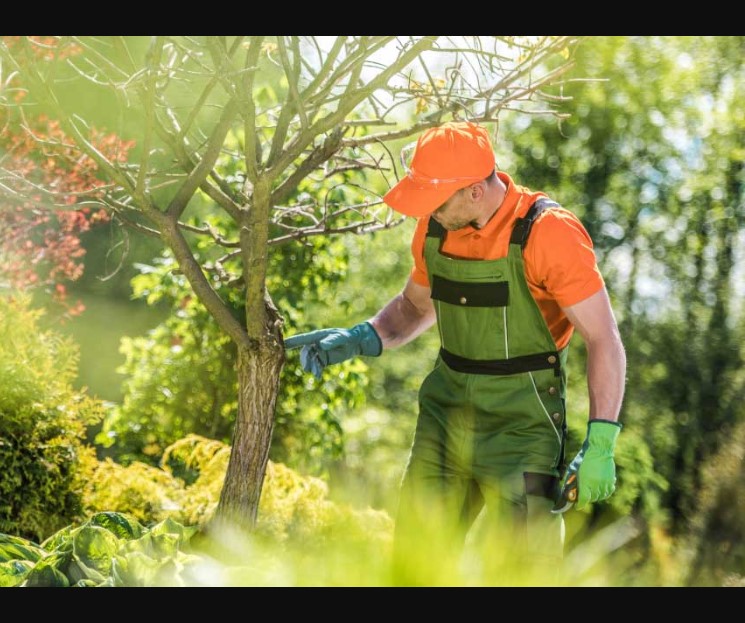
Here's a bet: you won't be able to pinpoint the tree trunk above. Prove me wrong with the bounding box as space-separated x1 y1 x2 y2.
213 302 285 531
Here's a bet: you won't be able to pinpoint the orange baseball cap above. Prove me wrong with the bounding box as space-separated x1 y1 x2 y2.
383 121 496 217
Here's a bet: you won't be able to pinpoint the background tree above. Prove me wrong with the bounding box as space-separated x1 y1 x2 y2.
0 37 134 316
0 35 579 529
500 36 745 575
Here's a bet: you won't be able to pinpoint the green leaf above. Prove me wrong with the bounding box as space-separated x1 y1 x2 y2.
149 517 198 543
0 559 34 587
88 511 144 541
149 532 181 558
0 533 45 563
111 551 163 587
73 578 101 587
71 525 120 579
22 552 71 587
40 525 74 552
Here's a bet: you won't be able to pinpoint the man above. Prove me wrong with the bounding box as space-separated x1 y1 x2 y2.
285 121 626 582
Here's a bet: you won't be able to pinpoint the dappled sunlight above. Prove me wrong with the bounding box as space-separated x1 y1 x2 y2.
2 36 744 587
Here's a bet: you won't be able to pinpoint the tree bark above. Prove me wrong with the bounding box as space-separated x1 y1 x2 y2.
213 300 285 531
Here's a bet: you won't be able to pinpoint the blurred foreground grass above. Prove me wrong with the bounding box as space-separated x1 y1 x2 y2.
2 434 694 587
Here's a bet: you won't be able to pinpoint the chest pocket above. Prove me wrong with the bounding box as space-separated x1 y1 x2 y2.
431 275 509 308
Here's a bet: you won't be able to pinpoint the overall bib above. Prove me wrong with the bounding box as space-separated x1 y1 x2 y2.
395 199 568 578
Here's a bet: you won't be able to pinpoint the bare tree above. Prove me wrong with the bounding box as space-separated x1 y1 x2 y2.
0 36 579 530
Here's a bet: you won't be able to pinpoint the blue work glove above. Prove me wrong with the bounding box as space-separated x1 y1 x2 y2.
562 419 622 510
284 321 383 379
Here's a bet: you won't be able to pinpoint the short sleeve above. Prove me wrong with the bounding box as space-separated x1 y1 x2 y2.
525 208 604 308
410 217 430 287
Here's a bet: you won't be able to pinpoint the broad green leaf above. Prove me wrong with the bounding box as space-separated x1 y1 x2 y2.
64 559 92 585
73 578 100 587
22 553 71 587
150 532 181 558
111 551 163 587
88 511 144 541
0 533 45 563
155 551 207 587
149 517 198 543
41 525 74 552
0 559 33 587
71 525 119 578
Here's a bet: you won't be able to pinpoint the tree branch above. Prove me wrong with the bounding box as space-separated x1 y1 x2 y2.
153 99 244 221
166 97 240 218
277 36 307 129
240 37 263 183
136 36 164 196
266 37 437 182
269 128 344 206
299 36 347 101
157 213 250 348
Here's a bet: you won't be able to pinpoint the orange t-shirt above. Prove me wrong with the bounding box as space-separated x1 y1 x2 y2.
410 172 604 350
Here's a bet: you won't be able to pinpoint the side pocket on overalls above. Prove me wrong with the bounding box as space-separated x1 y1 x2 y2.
526 368 565 468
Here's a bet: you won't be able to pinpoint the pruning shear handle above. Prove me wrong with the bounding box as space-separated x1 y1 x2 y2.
551 472 578 514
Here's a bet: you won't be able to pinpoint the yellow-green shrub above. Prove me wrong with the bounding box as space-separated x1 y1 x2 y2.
161 434 225 486
0 294 103 541
84 435 393 545
83 459 184 525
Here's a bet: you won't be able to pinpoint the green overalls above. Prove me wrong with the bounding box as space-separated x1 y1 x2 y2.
394 199 568 582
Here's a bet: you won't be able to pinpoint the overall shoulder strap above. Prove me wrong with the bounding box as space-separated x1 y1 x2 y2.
509 197 560 249
426 216 446 240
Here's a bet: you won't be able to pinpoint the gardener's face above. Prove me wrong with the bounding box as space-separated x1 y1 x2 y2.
431 188 474 231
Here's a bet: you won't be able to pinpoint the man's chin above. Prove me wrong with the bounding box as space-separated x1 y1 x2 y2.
448 222 473 231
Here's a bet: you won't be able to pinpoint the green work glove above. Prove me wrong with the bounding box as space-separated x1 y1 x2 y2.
563 419 622 510
284 321 383 379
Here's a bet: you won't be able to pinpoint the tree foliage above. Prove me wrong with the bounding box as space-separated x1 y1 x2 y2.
0 36 579 527
100 246 369 475
501 36 745 561
0 37 134 314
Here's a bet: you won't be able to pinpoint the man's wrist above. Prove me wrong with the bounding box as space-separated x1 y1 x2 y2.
589 418 622 428
357 321 383 357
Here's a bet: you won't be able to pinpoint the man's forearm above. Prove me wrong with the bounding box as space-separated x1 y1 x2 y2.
369 291 436 350
585 331 626 423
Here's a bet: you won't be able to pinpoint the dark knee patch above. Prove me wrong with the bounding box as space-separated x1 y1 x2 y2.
523 472 560 501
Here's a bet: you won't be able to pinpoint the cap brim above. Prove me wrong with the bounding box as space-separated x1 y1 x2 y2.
383 176 464 218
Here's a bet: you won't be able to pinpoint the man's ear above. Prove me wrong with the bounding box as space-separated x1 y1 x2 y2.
468 181 486 201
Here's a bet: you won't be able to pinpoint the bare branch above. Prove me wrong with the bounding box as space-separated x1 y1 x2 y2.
270 127 344 206
69 37 131 80
166 97 239 218
111 211 162 238
277 36 308 129
153 98 244 220
267 37 437 182
158 214 250 348
269 203 407 246
136 36 164 196
180 73 220 139
306 37 393 111
299 36 346 100
240 37 263 183
177 220 240 248
418 50 445 109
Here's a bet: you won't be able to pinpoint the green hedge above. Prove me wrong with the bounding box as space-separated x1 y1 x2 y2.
0 294 102 541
